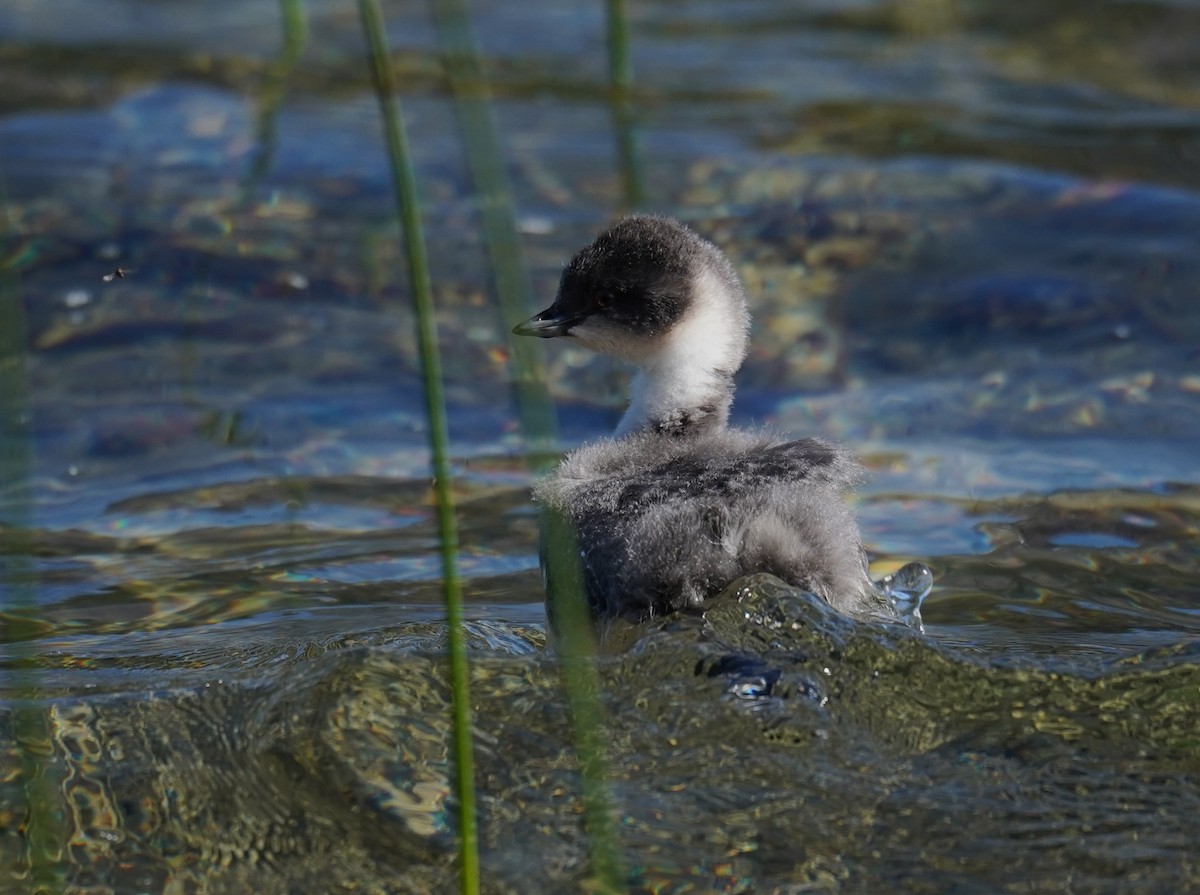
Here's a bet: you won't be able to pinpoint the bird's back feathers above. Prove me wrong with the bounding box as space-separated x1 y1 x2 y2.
536 430 871 620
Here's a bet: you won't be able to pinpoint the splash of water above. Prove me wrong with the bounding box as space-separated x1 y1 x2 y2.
873 561 934 631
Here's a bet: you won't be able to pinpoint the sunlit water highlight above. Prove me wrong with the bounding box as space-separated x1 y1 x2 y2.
2 0 1200 892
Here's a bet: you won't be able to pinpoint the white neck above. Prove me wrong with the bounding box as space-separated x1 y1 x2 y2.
615 267 748 436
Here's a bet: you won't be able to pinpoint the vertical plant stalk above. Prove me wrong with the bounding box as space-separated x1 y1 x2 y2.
356 3 479 893
541 508 625 892
428 2 626 888
606 0 646 210
0 175 67 891
427 0 624 887
240 0 310 206
428 0 558 464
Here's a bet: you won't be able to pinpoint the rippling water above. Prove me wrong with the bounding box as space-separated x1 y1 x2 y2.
1 0 1199 892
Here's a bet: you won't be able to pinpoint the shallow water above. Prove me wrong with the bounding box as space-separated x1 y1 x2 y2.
2 0 1199 892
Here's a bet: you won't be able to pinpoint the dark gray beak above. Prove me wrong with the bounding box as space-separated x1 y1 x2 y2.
512 306 584 338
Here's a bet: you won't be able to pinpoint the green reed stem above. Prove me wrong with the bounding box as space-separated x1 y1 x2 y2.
240 0 309 206
356 3 479 893
605 0 645 210
427 2 625 887
428 0 558 464
541 508 626 892
0 175 67 892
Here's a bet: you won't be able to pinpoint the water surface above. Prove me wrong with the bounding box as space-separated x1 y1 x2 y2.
1 0 1199 892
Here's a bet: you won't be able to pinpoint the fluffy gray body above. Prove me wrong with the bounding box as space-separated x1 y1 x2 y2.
515 215 874 621
536 429 869 620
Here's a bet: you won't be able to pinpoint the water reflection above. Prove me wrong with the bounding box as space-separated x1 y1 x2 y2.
4 576 1198 892
2 0 1200 891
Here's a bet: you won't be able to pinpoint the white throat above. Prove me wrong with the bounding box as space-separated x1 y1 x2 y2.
616 267 749 436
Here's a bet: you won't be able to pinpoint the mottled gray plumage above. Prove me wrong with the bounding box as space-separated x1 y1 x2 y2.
515 215 874 621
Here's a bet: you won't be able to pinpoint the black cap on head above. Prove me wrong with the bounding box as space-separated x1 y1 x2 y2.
513 215 707 339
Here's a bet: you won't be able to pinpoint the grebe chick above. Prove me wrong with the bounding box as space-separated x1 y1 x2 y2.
514 215 875 622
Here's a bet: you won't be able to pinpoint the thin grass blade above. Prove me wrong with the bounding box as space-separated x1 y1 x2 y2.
356 3 480 892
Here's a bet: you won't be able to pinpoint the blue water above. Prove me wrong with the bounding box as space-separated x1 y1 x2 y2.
1 1 1199 892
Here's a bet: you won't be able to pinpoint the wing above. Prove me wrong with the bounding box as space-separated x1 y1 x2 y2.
608 436 862 513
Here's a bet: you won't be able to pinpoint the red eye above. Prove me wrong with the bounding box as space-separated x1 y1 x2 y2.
595 290 614 309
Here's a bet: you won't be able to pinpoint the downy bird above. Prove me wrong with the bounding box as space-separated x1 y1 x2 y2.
514 215 877 622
